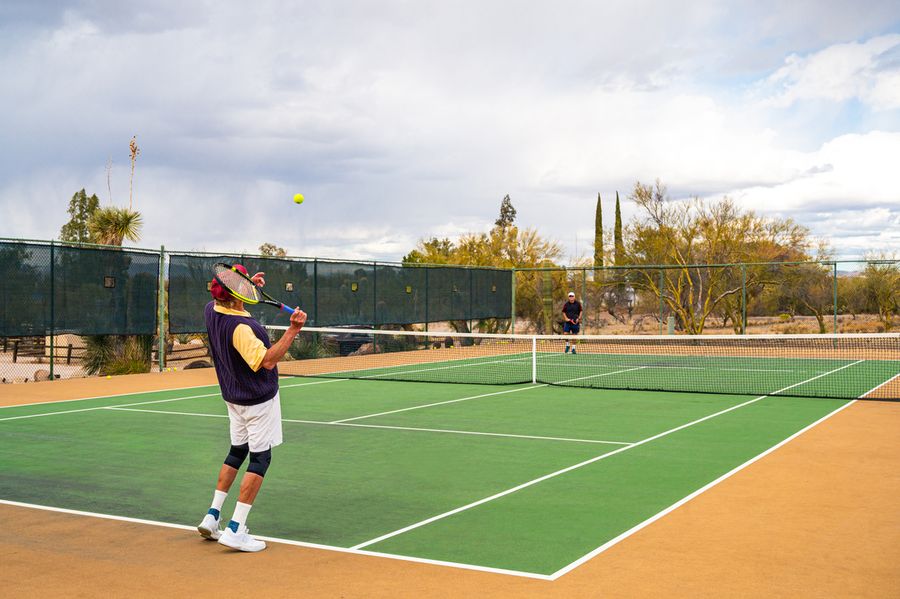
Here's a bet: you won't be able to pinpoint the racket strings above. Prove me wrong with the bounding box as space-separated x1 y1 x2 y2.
214 266 261 303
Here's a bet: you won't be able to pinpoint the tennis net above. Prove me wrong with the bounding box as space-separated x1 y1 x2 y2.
269 326 900 400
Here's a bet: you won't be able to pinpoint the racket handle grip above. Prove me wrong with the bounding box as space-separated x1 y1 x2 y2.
280 304 296 314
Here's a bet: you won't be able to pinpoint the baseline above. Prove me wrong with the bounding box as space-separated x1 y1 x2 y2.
0 499 550 580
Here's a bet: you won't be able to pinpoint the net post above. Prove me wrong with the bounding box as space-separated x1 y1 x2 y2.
531 335 537 384
510 268 516 334
158 245 166 372
741 263 747 335
49 239 55 381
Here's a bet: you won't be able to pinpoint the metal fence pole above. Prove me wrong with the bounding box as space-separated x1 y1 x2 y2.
581 268 587 331
469 268 474 333
49 240 55 380
833 261 838 334
312 258 318 326
741 264 747 335
372 261 378 328
510 268 516 334
658 268 664 335
424 267 429 332
158 245 166 371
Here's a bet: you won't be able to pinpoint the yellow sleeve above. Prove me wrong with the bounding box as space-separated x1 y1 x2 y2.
232 324 267 372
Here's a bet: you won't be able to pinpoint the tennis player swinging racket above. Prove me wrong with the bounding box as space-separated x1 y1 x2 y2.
197 263 306 552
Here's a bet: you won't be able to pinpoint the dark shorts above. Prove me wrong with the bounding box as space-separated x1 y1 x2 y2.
563 321 580 334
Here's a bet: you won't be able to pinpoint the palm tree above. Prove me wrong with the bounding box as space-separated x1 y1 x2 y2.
83 205 147 375
88 206 143 245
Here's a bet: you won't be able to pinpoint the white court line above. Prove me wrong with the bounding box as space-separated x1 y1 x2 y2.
861 371 900 397
105 406 631 445
550 361 882 580
550 366 648 386
547 398 859 580
318 421 633 445
0 499 550 581
349 360 864 551
300 352 533 379
0 378 347 423
330 384 547 424
0 375 346 412
333 365 652 425
360 355 532 379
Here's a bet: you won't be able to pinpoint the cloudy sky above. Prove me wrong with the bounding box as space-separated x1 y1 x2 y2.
1 1 898 263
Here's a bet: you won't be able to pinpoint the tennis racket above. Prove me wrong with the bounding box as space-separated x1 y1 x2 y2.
213 262 298 314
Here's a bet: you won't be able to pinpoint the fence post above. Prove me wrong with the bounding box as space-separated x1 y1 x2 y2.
372 261 378 328
158 245 166 372
741 264 747 335
581 269 587 331
424 267 429 333
510 268 516 334
832 261 838 334
469 268 474 333
49 240 55 380
658 268 664 335
313 258 318 326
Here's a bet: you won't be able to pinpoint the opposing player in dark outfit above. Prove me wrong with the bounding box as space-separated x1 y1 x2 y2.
562 291 583 354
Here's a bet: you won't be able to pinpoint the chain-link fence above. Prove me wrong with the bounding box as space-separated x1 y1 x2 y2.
2 237 896 384
0 239 513 383
513 260 900 336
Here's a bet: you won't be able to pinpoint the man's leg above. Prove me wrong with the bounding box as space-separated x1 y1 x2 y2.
224 451 270 533
218 395 281 552
198 443 249 539
218 450 271 552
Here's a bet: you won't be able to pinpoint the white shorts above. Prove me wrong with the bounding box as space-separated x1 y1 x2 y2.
226 393 283 453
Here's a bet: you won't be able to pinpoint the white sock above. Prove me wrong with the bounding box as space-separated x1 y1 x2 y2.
229 501 253 531
210 490 227 512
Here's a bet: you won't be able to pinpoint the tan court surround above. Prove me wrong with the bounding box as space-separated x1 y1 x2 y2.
3 371 899 597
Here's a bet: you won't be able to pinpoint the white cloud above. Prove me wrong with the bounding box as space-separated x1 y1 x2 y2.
760 34 900 109
1 2 899 265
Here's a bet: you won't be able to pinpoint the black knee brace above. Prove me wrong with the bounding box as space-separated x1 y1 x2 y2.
247 448 272 477
224 443 250 469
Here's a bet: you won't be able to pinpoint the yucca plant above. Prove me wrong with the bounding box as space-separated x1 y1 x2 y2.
87 206 143 245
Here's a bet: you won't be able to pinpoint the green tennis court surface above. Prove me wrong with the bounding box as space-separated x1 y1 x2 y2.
0 360 895 578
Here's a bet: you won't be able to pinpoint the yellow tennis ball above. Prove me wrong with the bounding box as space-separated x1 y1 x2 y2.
106 375 111 379
293 193 304 204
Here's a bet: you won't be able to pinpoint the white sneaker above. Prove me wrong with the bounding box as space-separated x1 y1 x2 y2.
197 513 222 540
218 524 266 552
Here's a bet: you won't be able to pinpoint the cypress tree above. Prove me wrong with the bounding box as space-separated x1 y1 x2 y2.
593 193 603 267
614 191 624 265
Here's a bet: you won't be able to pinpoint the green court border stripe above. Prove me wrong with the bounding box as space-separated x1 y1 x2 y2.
0 499 551 580
349 360 864 550
0 376 347 412
0 379 348 423
0 382 222 410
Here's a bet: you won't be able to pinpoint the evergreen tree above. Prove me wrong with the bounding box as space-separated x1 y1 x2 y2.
495 194 517 228
59 189 100 242
614 191 624 266
593 193 603 267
